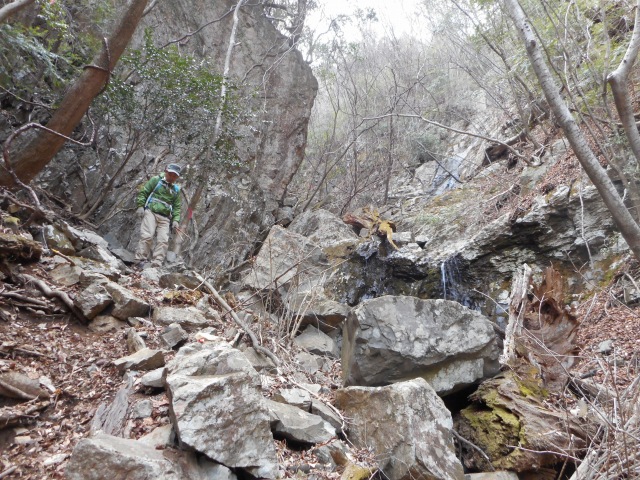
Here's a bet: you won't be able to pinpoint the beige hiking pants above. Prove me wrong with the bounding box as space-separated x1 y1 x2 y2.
135 209 171 266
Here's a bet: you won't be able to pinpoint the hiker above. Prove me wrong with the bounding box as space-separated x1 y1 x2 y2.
134 163 182 268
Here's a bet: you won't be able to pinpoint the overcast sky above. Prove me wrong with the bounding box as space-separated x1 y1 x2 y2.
308 0 425 41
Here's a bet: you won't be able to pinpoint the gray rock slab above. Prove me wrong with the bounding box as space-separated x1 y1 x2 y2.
272 388 312 411
140 367 166 389
335 379 464 480
74 283 112 320
65 434 182 480
153 306 209 331
48 263 81 286
342 296 500 394
241 347 277 373
294 325 339 358
113 348 165 373
264 398 335 444
139 424 175 449
167 372 277 478
161 323 189 350
131 399 153 419
104 282 150 320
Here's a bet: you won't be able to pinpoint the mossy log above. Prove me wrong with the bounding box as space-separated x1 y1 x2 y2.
456 370 589 472
0 232 42 261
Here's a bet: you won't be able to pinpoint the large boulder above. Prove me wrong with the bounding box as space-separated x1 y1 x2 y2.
335 379 464 480
288 209 359 258
342 296 499 394
165 341 277 478
242 224 350 333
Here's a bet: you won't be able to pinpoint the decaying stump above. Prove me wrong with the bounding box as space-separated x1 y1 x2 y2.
455 265 589 473
342 206 398 249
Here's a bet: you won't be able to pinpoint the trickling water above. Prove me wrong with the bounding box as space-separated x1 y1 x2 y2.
441 261 448 300
440 255 475 308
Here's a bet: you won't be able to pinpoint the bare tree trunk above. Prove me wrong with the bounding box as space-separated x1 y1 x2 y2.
175 0 244 258
0 0 149 187
607 0 640 221
504 0 640 261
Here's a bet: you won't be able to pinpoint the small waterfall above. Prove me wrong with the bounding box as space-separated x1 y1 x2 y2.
441 261 448 300
440 255 473 307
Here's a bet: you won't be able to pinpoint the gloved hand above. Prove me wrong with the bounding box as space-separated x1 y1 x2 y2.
136 207 144 218
171 223 178 234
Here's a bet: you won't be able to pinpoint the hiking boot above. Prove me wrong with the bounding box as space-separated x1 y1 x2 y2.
134 261 147 271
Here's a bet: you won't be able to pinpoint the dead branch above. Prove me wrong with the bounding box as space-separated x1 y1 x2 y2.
451 430 496 471
193 272 280 366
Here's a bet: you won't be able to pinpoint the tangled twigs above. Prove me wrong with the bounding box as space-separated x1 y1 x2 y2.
193 272 280 366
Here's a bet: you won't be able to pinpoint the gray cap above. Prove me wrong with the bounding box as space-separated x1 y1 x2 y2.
166 164 182 176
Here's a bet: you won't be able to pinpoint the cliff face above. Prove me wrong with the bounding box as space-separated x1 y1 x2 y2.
138 0 318 208
32 0 317 272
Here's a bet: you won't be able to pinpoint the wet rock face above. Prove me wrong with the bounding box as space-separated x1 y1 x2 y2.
328 239 449 306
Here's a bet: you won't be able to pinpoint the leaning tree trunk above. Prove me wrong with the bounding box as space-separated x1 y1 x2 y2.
607 0 640 222
0 0 149 187
503 0 640 262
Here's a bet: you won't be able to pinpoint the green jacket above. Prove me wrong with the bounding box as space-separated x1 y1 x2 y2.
137 173 181 223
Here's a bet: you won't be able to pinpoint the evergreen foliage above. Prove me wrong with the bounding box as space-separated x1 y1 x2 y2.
95 28 249 171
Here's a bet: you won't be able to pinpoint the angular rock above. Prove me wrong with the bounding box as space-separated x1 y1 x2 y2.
79 271 110 288
310 399 343 432
295 351 324 374
88 315 127 333
104 282 150 320
292 294 351 333
152 306 209 331
78 244 127 272
166 341 276 478
272 388 312 411
342 296 499 394
294 325 339 358
140 367 166 389
126 328 147 353
264 398 335 444
161 323 188 350
167 374 276 478
131 399 153 418
242 347 277 373
0 372 49 400
66 434 183 480
48 263 81 286
242 225 328 292
288 209 359 257
113 348 165 373
59 223 109 250
139 424 175 449
74 283 112 320
335 379 464 480
42 225 75 255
